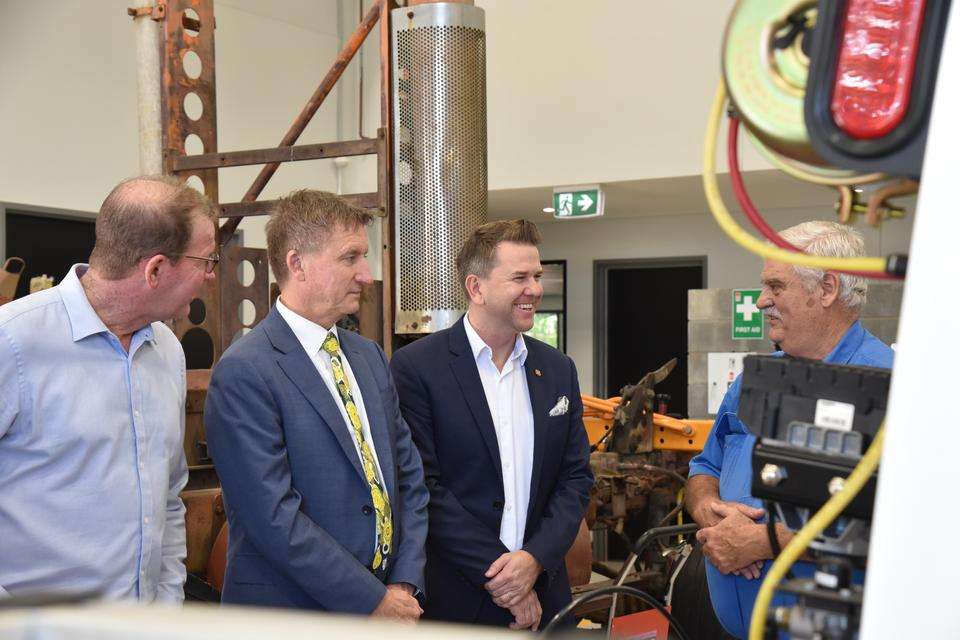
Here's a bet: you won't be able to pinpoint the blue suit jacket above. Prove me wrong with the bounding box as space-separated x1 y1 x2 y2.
390 317 594 625
205 307 429 613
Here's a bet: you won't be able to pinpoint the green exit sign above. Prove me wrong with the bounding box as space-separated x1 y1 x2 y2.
553 185 604 219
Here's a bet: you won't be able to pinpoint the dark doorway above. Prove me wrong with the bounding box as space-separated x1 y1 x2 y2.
594 258 705 418
5 211 96 300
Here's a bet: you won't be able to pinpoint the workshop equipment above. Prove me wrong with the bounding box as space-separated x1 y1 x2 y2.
391 2 488 334
0 257 25 306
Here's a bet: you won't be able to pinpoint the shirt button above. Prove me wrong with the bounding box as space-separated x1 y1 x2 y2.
362 505 373 516
504 461 511 469
143 517 150 524
139 462 144 469
505 504 512 512
134 411 141 418
141 569 146 576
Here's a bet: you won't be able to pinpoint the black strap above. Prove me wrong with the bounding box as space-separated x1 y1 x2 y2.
764 501 794 580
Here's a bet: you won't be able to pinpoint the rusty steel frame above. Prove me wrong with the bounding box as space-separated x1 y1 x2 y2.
160 0 400 356
161 0 222 364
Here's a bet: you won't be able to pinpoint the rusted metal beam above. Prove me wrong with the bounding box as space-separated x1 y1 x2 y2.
219 192 380 218
219 0 383 242
172 138 379 171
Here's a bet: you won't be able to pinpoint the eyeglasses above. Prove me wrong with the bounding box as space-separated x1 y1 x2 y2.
172 253 220 274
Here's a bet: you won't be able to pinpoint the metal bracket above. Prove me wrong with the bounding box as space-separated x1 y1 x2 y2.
127 1 166 21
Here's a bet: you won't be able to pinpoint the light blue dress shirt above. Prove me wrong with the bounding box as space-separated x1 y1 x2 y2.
688 321 894 638
0 264 188 603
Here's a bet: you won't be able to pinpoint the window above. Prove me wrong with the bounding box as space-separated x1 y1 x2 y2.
525 260 566 352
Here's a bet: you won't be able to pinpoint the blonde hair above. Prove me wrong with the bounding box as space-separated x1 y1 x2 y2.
266 190 373 283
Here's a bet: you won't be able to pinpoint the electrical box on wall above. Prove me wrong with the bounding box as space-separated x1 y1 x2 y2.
707 352 753 414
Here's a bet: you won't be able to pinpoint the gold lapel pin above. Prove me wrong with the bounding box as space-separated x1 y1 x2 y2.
534 369 542 377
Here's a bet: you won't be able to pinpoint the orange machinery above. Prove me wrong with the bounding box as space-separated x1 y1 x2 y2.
582 394 712 453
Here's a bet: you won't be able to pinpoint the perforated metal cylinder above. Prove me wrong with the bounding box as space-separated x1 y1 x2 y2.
392 3 487 334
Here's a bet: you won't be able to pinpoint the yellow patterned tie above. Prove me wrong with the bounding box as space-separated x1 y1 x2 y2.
321 332 392 573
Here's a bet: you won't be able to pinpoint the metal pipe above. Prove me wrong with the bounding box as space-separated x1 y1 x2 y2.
220 0 383 240
606 524 699 636
131 1 163 174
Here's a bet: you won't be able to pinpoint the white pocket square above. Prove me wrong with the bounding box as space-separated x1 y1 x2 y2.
548 395 570 417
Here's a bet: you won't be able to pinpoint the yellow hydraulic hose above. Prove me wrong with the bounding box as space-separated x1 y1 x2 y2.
748 423 886 640
703 83 888 274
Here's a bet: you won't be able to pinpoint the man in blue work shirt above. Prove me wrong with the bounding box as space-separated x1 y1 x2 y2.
685 221 894 638
0 176 217 603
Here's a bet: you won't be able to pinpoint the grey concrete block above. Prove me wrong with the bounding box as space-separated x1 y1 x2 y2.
688 353 708 385
860 317 899 346
688 289 732 321
689 320 774 353
862 283 903 318
687 385 710 420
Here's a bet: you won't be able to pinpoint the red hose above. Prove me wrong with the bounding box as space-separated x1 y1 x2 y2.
726 116 900 280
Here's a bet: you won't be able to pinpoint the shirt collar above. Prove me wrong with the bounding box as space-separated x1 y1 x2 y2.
60 264 158 346
823 320 866 365
463 313 528 367
275 297 338 356
57 264 112 342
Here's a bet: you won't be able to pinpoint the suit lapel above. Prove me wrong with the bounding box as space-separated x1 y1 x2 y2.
265 309 365 483
524 341 549 526
340 332 397 501
449 320 503 476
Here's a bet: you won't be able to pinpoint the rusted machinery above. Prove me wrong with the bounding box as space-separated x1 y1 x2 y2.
0 257 25 306
584 359 710 544
557 359 712 621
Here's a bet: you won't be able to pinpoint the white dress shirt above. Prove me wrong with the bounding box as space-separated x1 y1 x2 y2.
463 313 535 552
276 300 386 493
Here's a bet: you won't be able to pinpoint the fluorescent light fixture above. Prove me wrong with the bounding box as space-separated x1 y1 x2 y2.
542 207 555 213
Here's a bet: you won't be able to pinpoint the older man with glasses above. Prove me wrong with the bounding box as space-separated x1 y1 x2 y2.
0 175 217 603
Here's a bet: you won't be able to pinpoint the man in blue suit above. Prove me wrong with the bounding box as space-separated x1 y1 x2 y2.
390 220 594 630
205 190 427 620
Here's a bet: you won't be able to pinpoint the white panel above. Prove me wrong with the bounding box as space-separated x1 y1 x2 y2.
861 4 960 638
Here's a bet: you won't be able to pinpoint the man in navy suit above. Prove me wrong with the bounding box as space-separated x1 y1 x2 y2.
390 220 593 630
205 190 427 620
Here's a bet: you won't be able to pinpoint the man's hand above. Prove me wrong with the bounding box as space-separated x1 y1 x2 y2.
694 497 764 529
387 582 416 596
507 589 542 631
371 585 423 623
735 560 764 580
696 504 768 575
484 550 542 608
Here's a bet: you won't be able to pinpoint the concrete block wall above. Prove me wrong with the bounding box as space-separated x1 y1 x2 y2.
687 284 903 419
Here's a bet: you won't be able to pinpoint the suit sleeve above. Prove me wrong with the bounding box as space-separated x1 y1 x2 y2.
390 348 510 588
205 355 386 614
521 356 594 578
374 345 429 592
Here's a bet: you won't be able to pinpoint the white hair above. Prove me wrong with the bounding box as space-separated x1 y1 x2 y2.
779 220 868 308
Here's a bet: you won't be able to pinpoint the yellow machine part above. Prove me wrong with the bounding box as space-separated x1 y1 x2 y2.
582 395 711 453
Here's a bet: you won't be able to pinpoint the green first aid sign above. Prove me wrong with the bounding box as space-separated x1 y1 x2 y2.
732 289 763 340
553 186 603 218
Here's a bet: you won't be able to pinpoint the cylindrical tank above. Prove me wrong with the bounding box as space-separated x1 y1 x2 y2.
391 2 487 334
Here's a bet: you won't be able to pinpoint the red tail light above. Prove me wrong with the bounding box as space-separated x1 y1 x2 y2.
830 0 927 139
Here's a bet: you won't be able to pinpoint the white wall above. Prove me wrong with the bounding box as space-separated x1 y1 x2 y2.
480 0 768 190
538 207 915 395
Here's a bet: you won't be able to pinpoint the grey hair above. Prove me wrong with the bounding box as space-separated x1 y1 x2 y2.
779 220 867 308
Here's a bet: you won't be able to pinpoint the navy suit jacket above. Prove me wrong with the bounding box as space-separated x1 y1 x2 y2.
205 307 429 613
390 317 593 625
